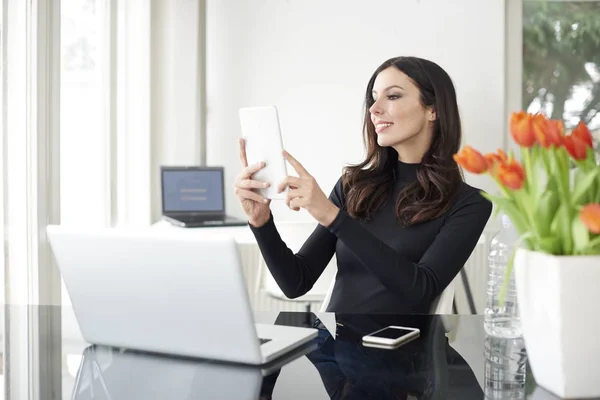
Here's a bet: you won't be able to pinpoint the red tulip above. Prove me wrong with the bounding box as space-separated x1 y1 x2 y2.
497 159 526 190
571 121 593 149
533 116 563 148
562 135 588 161
454 146 488 174
510 112 537 148
580 203 600 234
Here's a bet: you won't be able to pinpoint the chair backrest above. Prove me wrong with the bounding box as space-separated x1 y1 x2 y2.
319 277 336 312
319 275 455 314
428 280 455 314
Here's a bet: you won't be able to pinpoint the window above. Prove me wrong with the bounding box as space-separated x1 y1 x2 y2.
523 0 600 154
61 0 110 227
0 0 153 397
60 0 154 229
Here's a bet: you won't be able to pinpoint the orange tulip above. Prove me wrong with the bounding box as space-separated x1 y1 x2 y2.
533 116 563 148
562 135 588 161
454 146 488 174
484 154 498 171
484 149 508 171
497 148 508 161
510 111 536 147
571 121 593 149
580 203 600 234
497 158 526 190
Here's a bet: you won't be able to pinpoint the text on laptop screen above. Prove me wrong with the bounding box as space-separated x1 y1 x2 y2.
162 169 224 212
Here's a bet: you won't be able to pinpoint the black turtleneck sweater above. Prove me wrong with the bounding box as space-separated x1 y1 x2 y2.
249 161 492 314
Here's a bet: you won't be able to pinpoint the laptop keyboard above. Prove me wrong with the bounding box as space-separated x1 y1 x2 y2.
259 338 272 345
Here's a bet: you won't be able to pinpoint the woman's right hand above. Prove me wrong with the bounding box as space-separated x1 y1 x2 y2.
234 138 272 227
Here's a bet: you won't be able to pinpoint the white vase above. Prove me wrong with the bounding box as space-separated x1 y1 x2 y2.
514 248 600 399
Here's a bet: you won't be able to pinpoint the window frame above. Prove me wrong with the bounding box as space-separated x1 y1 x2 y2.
2 0 62 398
3 0 34 398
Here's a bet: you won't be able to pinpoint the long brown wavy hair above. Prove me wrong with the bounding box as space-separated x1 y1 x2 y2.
342 56 464 226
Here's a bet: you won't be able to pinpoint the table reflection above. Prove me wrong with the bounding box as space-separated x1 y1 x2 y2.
67 313 543 400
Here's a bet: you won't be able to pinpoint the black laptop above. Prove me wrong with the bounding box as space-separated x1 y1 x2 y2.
160 166 247 228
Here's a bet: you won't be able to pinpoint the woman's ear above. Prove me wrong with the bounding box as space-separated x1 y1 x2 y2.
429 109 436 121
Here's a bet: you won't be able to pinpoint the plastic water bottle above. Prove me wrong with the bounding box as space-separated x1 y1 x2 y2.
484 214 522 338
484 334 527 399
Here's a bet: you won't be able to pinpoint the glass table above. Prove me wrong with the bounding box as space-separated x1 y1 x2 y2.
3 306 596 399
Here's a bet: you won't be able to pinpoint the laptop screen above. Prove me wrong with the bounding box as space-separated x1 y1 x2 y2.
162 168 224 213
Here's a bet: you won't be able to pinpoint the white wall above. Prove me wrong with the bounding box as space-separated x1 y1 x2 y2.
205 0 507 222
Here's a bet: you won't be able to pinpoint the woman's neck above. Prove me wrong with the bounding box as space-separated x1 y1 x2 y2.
395 159 419 182
393 131 432 163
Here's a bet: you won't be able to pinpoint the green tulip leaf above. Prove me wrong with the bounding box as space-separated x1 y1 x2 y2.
545 174 558 193
572 217 590 252
480 192 529 235
550 204 573 255
580 235 600 255
573 168 600 205
538 236 561 254
535 191 558 237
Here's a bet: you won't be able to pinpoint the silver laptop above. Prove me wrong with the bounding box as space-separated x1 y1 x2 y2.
160 166 246 227
46 225 317 365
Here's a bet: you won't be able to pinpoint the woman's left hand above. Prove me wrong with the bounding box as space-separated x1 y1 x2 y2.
277 150 340 227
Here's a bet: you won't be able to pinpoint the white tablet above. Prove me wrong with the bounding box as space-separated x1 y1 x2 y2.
238 105 289 200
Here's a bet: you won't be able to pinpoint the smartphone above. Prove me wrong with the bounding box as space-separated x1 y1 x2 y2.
361 326 420 348
238 105 289 200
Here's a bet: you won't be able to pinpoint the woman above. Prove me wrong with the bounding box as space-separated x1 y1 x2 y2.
234 56 492 314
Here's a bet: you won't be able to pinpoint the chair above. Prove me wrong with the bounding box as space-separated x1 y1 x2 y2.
318 275 456 314
254 221 337 312
429 279 456 315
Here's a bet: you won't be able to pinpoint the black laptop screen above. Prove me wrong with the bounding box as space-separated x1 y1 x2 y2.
162 169 224 213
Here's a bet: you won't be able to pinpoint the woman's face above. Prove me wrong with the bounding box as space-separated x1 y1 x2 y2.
369 67 435 153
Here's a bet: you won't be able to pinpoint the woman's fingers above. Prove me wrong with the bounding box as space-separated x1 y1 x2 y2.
288 197 301 212
286 188 303 211
239 138 249 167
234 187 269 204
241 161 266 180
236 179 270 190
277 175 302 193
282 150 310 178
